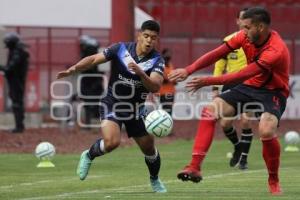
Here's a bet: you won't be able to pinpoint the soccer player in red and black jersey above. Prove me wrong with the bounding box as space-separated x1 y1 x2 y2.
169 7 289 195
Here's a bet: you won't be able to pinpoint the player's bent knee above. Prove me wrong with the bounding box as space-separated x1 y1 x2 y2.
258 126 276 139
240 114 251 129
240 120 251 129
201 105 217 120
213 97 235 119
259 113 278 139
220 119 233 129
103 139 120 152
204 104 215 112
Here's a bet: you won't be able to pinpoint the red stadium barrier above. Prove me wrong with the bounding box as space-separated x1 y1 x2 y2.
3 1 300 110
137 0 300 38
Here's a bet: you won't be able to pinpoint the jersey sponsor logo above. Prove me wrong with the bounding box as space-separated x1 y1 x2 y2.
118 73 143 87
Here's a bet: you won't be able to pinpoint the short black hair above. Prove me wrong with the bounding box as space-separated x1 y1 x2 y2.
242 7 271 25
141 20 160 34
237 7 249 18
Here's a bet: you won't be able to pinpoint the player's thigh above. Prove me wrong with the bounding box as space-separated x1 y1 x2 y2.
218 85 255 119
100 119 122 148
213 97 236 119
219 118 234 129
258 112 278 139
214 97 238 128
124 118 148 138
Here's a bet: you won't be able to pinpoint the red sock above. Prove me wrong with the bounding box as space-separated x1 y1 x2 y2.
261 137 281 183
190 107 216 170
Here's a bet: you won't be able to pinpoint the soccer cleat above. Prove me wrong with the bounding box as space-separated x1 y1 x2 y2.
177 165 202 183
229 144 242 167
238 157 248 170
77 150 92 180
268 181 283 195
238 161 248 170
150 178 167 193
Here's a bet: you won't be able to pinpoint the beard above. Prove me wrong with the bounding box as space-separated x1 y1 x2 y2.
250 33 260 44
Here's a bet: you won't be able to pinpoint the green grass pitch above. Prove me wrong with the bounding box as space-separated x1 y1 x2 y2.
0 139 299 200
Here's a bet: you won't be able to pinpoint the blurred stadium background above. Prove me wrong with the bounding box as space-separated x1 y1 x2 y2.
0 0 299 148
0 0 300 199
0 0 298 146
0 0 299 122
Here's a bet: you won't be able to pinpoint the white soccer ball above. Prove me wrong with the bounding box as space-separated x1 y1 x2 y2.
284 131 300 145
145 109 173 137
35 142 56 159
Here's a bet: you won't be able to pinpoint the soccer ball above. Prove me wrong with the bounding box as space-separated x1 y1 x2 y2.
284 131 300 145
144 109 173 137
35 142 56 160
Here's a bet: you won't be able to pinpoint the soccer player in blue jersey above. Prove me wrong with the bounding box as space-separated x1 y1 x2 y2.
56 20 167 193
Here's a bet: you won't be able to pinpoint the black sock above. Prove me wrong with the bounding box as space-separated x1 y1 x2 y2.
88 139 105 160
240 129 253 161
223 127 239 147
145 150 161 180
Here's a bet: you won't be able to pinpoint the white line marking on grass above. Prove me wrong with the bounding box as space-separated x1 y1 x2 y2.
0 175 109 191
16 168 274 200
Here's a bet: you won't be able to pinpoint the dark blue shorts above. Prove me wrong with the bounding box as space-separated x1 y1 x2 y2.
99 96 148 138
221 83 239 93
219 84 287 121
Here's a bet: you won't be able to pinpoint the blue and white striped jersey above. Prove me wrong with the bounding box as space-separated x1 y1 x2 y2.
103 42 165 104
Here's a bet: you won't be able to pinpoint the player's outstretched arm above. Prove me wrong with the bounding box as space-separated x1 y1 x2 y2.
186 62 263 93
168 43 232 83
56 53 107 79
